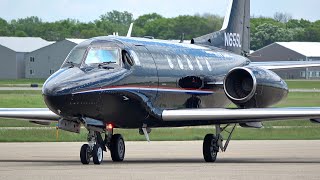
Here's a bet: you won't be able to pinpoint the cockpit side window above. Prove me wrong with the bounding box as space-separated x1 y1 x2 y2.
85 48 120 65
122 50 135 67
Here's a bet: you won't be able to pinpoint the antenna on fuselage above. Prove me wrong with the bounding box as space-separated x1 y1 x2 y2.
127 23 134 37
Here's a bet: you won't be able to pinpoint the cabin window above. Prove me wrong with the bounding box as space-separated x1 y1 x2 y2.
196 57 203 71
205 58 212 71
177 56 184 70
185 56 194 70
166 56 174 69
85 48 119 64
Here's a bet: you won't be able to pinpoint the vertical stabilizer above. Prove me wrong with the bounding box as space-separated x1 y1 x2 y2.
191 0 250 56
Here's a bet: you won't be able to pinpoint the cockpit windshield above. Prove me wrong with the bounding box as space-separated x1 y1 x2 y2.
85 48 119 64
64 48 87 65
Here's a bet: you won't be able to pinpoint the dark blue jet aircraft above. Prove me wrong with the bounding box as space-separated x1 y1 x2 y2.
1 0 320 164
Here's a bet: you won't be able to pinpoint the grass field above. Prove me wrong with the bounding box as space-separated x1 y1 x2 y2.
0 127 319 142
0 80 320 142
286 80 320 89
0 79 45 85
0 91 45 108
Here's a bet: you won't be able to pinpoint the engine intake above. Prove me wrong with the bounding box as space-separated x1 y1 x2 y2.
224 66 288 108
224 67 256 104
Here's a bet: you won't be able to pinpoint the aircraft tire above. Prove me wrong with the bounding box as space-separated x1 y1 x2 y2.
110 134 125 162
203 134 219 162
92 144 104 165
80 144 91 164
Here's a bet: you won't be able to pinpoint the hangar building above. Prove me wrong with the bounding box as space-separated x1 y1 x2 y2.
0 37 54 79
25 39 86 79
250 42 320 79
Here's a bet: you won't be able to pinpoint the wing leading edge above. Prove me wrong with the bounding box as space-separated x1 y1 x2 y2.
0 108 59 122
162 108 320 124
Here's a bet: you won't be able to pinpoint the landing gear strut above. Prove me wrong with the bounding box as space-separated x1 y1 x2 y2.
203 124 236 162
80 125 126 165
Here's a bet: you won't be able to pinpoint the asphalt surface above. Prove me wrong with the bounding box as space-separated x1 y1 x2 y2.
0 141 319 180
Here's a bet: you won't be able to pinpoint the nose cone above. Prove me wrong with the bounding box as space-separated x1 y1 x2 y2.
42 68 84 114
42 68 83 96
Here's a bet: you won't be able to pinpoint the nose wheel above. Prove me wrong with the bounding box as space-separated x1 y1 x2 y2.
92 144 104 164
80 144 91 164
80 130 105 165
80 126 126 165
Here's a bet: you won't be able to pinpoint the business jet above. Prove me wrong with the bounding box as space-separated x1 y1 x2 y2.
1 0 320 164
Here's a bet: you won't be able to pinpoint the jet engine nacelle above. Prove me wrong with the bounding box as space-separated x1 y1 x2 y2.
224 67 289 108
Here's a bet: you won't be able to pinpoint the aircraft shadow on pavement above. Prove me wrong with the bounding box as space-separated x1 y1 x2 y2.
1 158 320 165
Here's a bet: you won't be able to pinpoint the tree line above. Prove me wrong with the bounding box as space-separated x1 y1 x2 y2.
0 11 319 50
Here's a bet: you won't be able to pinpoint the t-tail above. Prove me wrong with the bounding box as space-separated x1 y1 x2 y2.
191 0 250 56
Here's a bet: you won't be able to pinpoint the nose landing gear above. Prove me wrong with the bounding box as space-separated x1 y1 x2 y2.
80 124 126 165
80 130 104 165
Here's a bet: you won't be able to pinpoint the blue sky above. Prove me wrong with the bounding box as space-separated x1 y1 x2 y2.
0 0 319 22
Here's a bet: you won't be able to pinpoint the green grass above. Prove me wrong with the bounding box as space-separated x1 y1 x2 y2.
0 127 320 142
0 82 320 142
0 91 45 108
286 80 320 89
0 91 320 128
276 92 320 107
0 79 45 85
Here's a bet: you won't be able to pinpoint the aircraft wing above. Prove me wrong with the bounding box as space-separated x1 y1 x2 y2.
250 61 320 70
0 108 59 122
162 108 320 124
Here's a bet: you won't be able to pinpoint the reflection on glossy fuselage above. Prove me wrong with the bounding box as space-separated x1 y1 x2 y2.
42 36 252 128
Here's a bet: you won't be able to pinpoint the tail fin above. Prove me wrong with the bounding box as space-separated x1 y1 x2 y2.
191 0 250 56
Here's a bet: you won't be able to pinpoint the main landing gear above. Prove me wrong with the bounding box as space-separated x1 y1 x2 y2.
80 125 125 165
203 124 236 162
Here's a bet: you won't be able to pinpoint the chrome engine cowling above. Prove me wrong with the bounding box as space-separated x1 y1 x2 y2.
224 67 289 108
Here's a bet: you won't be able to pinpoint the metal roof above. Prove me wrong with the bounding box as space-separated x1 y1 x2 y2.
65 39 87 44
276 42 320 57
0 37 54 53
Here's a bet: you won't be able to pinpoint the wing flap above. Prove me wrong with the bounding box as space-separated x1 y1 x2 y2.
0 108 59 122
162 108 320 123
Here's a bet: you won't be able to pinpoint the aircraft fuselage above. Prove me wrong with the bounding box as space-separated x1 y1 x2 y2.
43 36 254 128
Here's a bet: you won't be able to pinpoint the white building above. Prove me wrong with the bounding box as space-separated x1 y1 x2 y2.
250 42 320 79
0 37 54 79
25 39 86 79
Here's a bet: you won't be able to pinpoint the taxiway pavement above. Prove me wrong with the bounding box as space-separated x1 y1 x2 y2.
0 141 319 180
